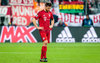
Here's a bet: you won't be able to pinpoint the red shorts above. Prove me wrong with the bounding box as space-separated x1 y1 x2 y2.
39 30 50 43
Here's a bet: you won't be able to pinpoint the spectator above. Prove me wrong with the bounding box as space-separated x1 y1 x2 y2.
82 14 93 27
37 0 40 6
54 19 68 27
0 0 1 6
58 20 66 27
1 0 9 5
53 14 58 23
87 0 92 14
59 0 63 4
51 0 53 5
0 17 5 26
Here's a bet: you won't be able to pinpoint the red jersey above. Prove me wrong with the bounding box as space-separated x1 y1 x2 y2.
34 10 53 30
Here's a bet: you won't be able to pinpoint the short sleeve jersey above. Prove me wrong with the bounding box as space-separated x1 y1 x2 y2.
34 10 53 30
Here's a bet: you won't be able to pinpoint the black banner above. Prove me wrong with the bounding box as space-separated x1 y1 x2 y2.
0 26 100 43
52 27 100 43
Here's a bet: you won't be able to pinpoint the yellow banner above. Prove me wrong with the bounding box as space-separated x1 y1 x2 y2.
59 4 84 10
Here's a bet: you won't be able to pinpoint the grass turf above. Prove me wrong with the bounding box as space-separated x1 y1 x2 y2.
0 43 100 63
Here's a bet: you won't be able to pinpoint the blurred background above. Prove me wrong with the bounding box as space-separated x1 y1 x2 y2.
0 1 100 63
0 0 100 26
0 0 100 43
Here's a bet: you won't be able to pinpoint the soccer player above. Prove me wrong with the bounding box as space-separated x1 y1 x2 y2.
33 3 54 62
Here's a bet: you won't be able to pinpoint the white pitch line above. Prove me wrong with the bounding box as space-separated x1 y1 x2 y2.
0 52 39 54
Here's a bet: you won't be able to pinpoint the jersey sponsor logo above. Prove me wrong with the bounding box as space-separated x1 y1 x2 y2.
82 27 100 43
56 27 75 43
0 26 37 43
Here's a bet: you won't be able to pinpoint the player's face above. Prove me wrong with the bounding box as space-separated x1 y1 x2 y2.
45 6 51 12
86 15 89 19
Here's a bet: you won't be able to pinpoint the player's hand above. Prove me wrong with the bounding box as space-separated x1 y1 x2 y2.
49 25 53 28
37 27 44 30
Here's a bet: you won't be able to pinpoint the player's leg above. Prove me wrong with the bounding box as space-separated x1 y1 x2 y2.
43 40 48 58
40 30 51 62
46 30 50 43
39 31 48 62
40 40 48 62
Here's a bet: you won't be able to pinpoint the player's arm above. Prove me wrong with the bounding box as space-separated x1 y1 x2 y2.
33 12 43 30
33 18 43 30
49 13 54 28
49 19 54 28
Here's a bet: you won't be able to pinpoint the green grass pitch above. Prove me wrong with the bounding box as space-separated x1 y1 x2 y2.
0 43 100 63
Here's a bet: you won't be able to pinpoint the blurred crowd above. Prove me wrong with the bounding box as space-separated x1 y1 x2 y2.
0 0 9 6
86 0 100 14
0 0 99 27
0 0 100 14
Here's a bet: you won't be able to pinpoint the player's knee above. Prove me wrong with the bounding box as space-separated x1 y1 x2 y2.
44 40 48 45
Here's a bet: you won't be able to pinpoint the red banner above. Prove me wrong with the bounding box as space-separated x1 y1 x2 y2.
0 6 11 16
62 1 84 4
0 6 11 25
0 26 37 43
12 5 35 25
9 0 33 5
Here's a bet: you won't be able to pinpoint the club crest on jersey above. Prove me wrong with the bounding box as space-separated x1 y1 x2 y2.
44 17 47 21
43 37 45 40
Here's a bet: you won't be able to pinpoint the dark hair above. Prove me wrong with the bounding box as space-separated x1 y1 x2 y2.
45 3 52 7
86 14 89 16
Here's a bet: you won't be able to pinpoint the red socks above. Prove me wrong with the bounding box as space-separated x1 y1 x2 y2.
41 46 47 59
44 46 47 58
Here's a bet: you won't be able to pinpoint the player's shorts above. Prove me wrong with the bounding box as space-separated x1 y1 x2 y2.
39 30 50 43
